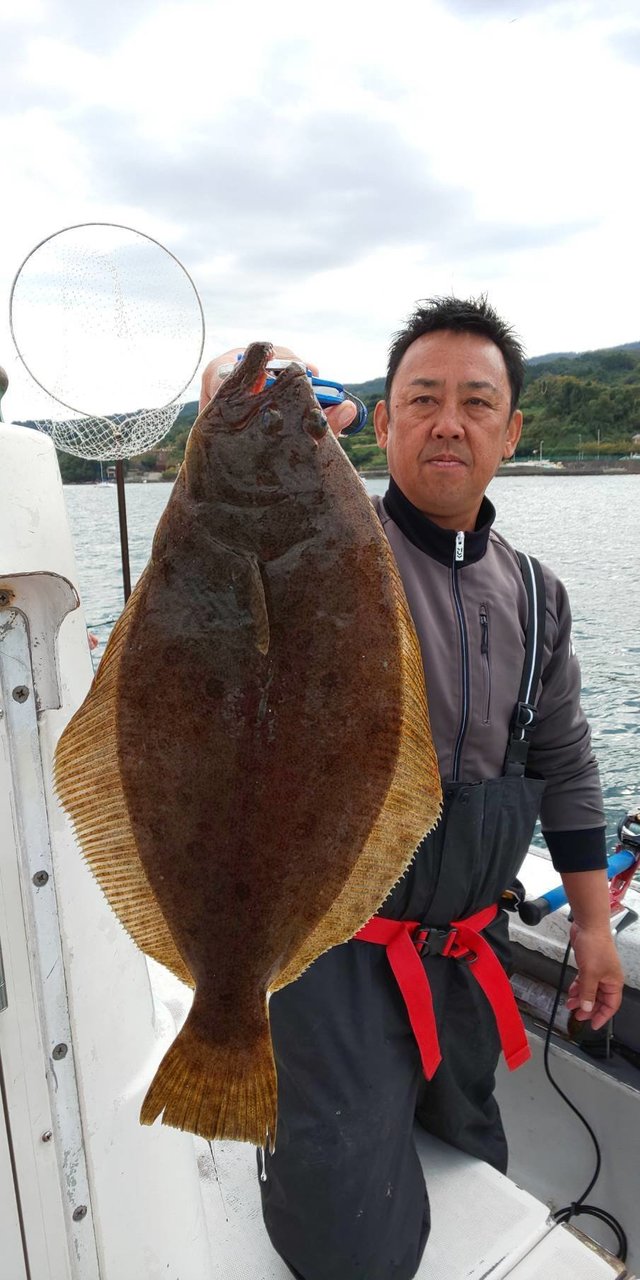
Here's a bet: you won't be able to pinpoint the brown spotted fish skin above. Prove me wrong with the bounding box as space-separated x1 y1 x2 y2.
54 342 442 1148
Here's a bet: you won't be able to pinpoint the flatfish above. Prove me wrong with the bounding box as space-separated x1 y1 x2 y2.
54 343 442 1148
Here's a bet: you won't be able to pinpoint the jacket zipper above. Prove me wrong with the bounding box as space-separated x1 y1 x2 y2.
480 604 491 724
451 532 469 780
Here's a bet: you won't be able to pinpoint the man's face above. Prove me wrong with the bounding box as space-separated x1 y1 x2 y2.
373 330 522 531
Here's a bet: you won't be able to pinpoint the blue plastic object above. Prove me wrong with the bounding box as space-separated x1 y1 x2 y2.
518 850 636 926
234 353 368 436
310 377 368 436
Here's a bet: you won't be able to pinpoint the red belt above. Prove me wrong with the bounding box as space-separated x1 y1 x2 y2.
355 905 530 1080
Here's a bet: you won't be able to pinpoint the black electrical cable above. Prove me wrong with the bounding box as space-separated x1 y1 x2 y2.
542 940 628 1262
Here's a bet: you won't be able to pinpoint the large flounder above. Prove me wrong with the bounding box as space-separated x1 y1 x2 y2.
54 342 442 1148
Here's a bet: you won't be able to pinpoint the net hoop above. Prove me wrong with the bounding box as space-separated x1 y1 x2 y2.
9 221 206 419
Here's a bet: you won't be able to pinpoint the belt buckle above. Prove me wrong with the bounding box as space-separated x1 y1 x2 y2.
414 926 454 957
414 925 474 962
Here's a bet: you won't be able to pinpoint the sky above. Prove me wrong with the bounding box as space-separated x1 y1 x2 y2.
1 0 639 421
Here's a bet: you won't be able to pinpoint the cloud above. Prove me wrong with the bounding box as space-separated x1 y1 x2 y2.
75 102 590 293
451 219 597 256
0 25 51 112
610 27 640 62
2 0 638 417
74 106 460 265
440 0 590 16
42 0 159 52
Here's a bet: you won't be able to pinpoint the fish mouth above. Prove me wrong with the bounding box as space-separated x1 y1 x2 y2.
217 341 324 439
224 342 308 402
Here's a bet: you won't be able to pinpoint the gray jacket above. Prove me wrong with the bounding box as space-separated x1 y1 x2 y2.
373 486 607 872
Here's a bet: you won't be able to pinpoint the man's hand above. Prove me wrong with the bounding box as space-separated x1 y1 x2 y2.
199 346 357 436
560 868 625 1030
565 922 625 1030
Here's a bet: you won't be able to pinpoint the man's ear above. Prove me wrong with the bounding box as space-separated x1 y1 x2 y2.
503 409 523 460
373 400 389 449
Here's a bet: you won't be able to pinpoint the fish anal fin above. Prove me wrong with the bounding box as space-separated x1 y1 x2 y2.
54 573 194 988
140 1009 278 1150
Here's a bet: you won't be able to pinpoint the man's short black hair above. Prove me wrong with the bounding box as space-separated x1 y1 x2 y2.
385 295 526 414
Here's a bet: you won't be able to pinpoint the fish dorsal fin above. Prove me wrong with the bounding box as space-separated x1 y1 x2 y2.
54 573 194 988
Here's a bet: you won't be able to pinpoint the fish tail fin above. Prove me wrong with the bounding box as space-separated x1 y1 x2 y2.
140 1011 278 1150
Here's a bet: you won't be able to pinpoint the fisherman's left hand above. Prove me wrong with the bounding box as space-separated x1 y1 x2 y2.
199 346 357 436
565 923 625 1030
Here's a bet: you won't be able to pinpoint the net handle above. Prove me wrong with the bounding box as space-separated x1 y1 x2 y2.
9 221 206 418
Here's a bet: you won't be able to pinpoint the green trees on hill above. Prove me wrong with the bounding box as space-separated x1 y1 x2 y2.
519 377 640 455
56 454 101 483
518 348 640 457
341 345 640 465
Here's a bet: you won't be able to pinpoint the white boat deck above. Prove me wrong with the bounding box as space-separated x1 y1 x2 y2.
193 1126 627 1279
154 960 630 1279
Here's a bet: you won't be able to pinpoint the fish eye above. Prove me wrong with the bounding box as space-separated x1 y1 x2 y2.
262 407 283 433
304 408 328 441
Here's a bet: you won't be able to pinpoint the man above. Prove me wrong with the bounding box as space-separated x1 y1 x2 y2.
199 297 624 1280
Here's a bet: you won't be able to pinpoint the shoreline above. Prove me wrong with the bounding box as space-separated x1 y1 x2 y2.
496 460 640 477
358 461 640 480
66 461 640 485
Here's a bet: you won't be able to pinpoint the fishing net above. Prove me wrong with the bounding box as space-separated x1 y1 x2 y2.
9 223 205 460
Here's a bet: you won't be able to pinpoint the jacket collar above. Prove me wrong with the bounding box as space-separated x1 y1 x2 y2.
382 476 495 567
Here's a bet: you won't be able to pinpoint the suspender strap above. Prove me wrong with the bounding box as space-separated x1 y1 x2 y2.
355 906 530 1079
504 552 546 775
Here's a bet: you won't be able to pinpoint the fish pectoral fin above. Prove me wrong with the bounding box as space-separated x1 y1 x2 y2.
239 555 270 656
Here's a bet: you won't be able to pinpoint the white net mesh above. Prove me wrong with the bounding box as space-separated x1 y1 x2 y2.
10 223 205 460
17 399 187 462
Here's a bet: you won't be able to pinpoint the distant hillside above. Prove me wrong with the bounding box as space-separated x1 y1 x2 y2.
529 340 640 365
346 376 385 398
346 341 640 396
343 339 640 469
